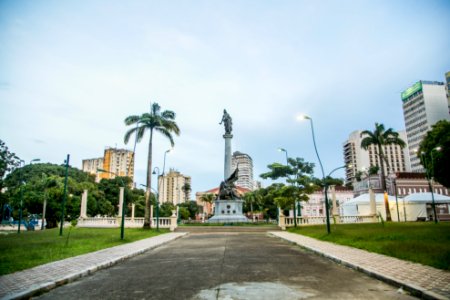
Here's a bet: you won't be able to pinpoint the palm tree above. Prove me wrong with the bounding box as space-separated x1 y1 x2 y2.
360 123 406 221
124 103 180 228
181 183 191 201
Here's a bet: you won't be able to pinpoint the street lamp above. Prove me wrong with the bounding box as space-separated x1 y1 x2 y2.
17 160 25 234
97 168 126 239
152 167 161 231
298 114 331 233
161 148 172 204
419 151 438 223
58 155 71 236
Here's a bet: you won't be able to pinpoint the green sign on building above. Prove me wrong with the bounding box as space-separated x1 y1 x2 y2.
401 81 422 102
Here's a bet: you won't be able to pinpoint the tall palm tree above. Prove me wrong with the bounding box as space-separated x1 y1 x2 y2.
181 183 191 201
124 103 180 228
360 123 406 221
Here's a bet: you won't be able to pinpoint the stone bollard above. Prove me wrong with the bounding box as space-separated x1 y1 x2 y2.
279 213 286 231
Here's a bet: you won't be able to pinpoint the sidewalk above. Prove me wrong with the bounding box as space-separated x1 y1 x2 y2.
270 231 450 300
0 232 187 300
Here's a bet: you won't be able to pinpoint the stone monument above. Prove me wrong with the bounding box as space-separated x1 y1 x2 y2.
208 110 249 223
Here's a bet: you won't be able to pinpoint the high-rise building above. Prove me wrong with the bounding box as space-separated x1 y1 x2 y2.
343 130 410 184
401 80 449 172
231 151 254 190
81 157 104 182
159 169 191 205
82 147 134 182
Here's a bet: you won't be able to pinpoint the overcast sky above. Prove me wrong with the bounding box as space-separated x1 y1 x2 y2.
1 0 449 196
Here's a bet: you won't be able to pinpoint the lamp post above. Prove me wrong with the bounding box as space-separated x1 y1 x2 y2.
298 114 330 233
59 155 70 236
97 168 126 239
17 160 25 234
161 148 172 204
420 152 438 223
152 167 160 231
391 174 400 222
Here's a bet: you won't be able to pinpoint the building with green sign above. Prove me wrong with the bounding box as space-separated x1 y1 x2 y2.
401 80 449 172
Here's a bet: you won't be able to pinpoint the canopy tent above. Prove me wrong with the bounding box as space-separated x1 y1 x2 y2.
342 193 396 220
343 192 450 221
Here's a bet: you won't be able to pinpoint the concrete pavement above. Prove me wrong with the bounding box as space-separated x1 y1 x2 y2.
0 232 187 300
35 232 414 299
270 231 450 300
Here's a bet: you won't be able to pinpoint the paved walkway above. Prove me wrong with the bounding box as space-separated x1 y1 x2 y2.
0 232 187 300
270 231 450 300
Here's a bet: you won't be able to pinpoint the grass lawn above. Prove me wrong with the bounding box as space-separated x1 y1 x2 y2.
288 222 450 270
0 227 167 275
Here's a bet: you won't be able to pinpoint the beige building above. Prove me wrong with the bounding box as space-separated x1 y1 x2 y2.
343 130 410 184
158 169 191 205
82 147 134 182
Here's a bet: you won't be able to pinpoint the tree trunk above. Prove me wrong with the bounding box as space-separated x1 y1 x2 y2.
144 129 154 228
378 144 391 221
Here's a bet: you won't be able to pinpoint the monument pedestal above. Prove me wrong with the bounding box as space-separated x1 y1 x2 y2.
207 199 249 223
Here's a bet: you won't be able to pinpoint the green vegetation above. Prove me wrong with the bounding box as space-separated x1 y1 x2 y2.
0 227 167 275
1 162 146 228
288 222 450 270
418 120 450 188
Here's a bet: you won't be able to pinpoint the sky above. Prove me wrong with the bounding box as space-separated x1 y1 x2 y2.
1 0 449 196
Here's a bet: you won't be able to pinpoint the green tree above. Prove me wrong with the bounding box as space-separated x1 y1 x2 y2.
4 163 99 228
418 120 450 188
178 201 198 219
124 103 180 228
159 202 176 217
0 140 21 221
261 157 316 225
360 123 406 221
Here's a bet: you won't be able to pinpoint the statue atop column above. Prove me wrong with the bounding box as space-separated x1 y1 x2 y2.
219 109 232 134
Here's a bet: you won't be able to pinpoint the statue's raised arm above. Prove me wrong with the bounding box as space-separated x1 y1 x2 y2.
219 109 232 134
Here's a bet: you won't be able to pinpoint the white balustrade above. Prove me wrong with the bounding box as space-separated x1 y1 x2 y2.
280 215 379 228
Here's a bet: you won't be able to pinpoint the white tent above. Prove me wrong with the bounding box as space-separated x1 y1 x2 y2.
342 193 396 220
343 192 450 221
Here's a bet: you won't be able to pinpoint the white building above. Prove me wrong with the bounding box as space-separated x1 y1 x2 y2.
231 151 254 190
158 169 191 205
82 147 134 182
401 80 450 172
343 130 410 184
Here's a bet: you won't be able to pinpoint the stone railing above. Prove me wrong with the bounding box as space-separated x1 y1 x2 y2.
279 214 379 230
77 216 178 231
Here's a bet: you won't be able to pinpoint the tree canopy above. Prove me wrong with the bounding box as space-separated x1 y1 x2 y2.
418 120 450 188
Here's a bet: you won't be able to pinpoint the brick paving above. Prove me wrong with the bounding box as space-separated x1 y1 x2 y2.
0 232 187 300
270 231 450 300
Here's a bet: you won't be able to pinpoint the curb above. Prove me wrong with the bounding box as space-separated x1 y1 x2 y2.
268 232 448 300
1 232 188 300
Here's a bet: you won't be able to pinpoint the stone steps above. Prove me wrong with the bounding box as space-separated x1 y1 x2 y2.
175 225 281 233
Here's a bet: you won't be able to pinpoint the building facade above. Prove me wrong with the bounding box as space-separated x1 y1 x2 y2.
343 130 410 184
301 186 354 217
231 151 254 190
159 169 191 205
82 147 134 182
401 80 449 172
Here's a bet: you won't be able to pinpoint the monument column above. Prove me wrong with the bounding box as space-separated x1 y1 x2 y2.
224 133 233 180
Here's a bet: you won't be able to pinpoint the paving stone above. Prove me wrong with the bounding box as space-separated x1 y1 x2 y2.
270 231 450 300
